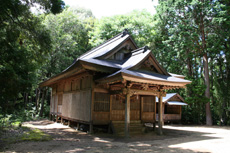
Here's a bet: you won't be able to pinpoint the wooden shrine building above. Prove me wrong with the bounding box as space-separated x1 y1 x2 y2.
40 29 191 137
156 93 187 123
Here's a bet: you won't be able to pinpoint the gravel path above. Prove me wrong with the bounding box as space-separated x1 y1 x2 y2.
2 120 230 153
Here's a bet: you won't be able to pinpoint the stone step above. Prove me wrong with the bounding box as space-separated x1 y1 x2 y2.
112 120 145 137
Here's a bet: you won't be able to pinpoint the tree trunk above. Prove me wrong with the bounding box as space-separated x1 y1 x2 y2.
186 49 193 97
25 93 28 109
203 53 212 125
199 2 212 125
36 88 41 114
39 88 47 117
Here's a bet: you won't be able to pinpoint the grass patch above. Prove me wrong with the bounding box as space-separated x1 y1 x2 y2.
20 128 52 141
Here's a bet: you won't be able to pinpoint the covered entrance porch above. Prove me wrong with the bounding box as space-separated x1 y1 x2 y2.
93 81 166 137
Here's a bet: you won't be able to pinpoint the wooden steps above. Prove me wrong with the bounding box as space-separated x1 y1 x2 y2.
111 120 145 137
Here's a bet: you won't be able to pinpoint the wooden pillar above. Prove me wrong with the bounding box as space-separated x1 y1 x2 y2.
89 122 93 133
61 117 63 124
90 82 95 134
125 87 131 138
68 120 70 126
77 123 80 131
109 95 112 121
141 96 143 121
153 96 156 130
158 94 163 135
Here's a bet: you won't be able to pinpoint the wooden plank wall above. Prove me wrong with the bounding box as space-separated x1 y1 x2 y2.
165 105 180 114
94 92 110 112
93 92 110 124
50 74 92 122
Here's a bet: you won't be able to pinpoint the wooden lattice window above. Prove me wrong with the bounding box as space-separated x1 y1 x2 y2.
143 96 155 112
94 92 110 112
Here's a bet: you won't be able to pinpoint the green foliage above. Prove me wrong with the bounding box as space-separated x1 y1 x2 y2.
90 10 156 48
154 0 230 125
20 128 52 141
0 0 52 114
41 7 95 77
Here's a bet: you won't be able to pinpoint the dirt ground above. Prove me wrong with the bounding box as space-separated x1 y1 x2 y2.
2 120 230 153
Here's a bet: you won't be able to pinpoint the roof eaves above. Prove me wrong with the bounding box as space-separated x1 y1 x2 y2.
97 34 133 59
78 29 131 60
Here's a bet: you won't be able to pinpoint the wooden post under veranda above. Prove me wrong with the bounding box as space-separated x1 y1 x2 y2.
158 93 163 135
125 87 131 138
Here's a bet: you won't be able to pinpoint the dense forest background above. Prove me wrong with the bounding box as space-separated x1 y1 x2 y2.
1 0 229 126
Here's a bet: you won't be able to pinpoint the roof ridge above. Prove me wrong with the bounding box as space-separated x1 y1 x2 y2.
78 29 130 60
131 46 149 56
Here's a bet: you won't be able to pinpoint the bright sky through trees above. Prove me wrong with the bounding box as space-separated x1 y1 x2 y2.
63 0 158 18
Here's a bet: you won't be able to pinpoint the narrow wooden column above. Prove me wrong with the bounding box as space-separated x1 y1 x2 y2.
141 97 143 121
125 88 131 138
158 95 163 135
90 87 95 134
77 123 80 131
153 96 156 130
109 95 112 121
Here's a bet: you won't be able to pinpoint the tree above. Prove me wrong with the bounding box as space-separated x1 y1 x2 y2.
154 0 230 125
0 0 65 115
90 10 156 49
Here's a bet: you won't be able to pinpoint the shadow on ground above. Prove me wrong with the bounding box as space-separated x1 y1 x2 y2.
2 120 222 153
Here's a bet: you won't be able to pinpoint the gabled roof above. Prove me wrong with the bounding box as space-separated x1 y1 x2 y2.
156 93 185 102
122 46 169 75
156 93 187 106
78 29 138 60
40 29 191 88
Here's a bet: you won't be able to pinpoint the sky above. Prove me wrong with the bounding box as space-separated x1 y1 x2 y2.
63 0 158 18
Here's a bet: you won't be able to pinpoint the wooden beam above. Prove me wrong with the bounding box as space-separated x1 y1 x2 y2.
94 87 109 93
39 66 84 87
125 87 131 138
130 89 158 96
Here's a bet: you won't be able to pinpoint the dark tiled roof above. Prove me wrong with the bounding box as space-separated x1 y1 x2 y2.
80 58 122 69
121 47 151 69
78 31 131 60
40 29 191 87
